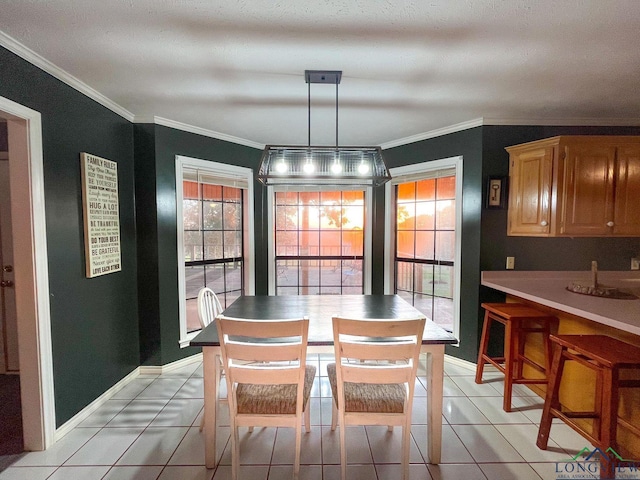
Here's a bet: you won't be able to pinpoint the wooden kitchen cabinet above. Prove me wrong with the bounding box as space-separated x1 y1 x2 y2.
506 136 640 237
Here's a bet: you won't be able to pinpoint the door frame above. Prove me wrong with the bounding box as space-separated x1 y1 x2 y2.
0 95 55 450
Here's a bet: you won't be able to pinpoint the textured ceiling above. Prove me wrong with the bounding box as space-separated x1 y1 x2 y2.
1 0 640 148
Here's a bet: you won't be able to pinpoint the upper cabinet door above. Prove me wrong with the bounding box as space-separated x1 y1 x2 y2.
560 145 616 236
507 145 553 236
613 145 640 236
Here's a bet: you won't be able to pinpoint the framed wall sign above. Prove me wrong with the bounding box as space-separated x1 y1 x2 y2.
80 152 121 278
487 176 506 209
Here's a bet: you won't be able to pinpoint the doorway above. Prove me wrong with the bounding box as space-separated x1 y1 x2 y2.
0 96 55 457
0 120 23 461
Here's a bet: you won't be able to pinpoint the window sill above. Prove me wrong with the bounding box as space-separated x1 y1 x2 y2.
179 330 200 349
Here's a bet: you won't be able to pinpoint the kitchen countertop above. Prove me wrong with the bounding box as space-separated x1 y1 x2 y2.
481 270 640 336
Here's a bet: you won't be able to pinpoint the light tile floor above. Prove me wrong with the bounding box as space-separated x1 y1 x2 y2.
0 355 609 480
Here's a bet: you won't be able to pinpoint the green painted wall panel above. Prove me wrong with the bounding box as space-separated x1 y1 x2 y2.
0 46 139 426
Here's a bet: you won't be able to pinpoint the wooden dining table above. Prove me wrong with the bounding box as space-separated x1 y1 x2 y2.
190 294 457 468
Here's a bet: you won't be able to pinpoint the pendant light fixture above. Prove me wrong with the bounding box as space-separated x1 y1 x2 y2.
257 70 391 186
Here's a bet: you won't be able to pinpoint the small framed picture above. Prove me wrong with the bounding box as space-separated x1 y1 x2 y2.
486 176 506 209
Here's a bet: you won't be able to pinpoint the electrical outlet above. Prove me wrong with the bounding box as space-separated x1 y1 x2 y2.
632 257 640 270
506 256 515 270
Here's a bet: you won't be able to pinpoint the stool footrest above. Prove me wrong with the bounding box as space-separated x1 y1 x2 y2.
479 356 506 374
619 417 640 438
553 408 599 419
513 378 548 385
620 379 640 388
517 355 547 374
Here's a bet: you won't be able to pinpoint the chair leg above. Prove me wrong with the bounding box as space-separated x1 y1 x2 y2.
331 399 338 431
294 420 302 477
537 344 564 449
475 311 492 384
599 367 618 480
231 425 240 480
304 398 311 433
503 318 515 412
401 422 411 480
339 414 347 480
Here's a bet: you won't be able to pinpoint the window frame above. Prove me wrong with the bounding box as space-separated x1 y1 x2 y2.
267 185 373 295
383 157 462 344
176 155 255 348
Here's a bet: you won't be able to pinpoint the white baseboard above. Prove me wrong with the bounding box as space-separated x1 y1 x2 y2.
138 353 203 376
54 353 203 442
444 354 477 371
54 367 140 441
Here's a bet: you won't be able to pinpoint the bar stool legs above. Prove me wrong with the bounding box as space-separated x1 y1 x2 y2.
476 303 556 412
537 335 640 480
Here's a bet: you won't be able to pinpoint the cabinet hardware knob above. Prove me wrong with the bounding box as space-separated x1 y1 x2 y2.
540 221 548 226
1 280 14 288
606 221 614 227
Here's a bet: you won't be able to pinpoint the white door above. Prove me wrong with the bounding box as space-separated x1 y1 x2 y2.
0 140 19 373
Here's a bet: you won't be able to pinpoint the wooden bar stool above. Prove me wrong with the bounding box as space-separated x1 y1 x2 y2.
537 335 640 479
475 303 557 412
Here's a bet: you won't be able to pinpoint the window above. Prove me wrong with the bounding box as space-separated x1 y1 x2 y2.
396 175 455 330
384 158 462 341
268 188 372 295
183 181 243 330
176 156 254 347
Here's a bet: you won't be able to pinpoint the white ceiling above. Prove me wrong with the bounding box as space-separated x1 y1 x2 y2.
2 0 640 149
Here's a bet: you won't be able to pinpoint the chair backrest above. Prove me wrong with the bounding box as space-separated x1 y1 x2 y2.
215 315 310 410
197 287 223 329
332 316 426 388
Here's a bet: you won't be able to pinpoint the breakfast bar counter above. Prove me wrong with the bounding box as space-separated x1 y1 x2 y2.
481 270 640 335
481 270 640 459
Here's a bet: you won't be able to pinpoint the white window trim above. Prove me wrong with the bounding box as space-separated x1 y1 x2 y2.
267 185 373 295
176 155 255 348
383 156 463 344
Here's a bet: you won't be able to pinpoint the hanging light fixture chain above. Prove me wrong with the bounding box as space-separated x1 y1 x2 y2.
335 80 339 149
308 80 311 148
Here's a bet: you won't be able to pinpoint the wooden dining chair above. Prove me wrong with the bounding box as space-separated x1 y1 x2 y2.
197 287 223 330
196 287 224 432
216 315 316 480
327 315 426 480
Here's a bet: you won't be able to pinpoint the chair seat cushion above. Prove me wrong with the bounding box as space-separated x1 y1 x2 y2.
327 363 405 414
236 365 316 415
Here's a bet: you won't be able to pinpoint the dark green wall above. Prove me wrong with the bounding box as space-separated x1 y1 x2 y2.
384 128 484 362
135 124 262 365
0 46 139 426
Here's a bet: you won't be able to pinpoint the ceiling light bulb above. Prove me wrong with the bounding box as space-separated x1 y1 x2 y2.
303 159 315 174
358 161 370 174
275 159 288 173
331 160 343 174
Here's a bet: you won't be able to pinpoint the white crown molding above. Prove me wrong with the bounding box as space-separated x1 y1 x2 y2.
381 116 640 150
483 117 640 127
0 30 135 122
136 115 264 150
380 118 484 150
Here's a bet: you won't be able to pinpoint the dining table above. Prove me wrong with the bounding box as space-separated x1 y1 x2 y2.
190 294 458 468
